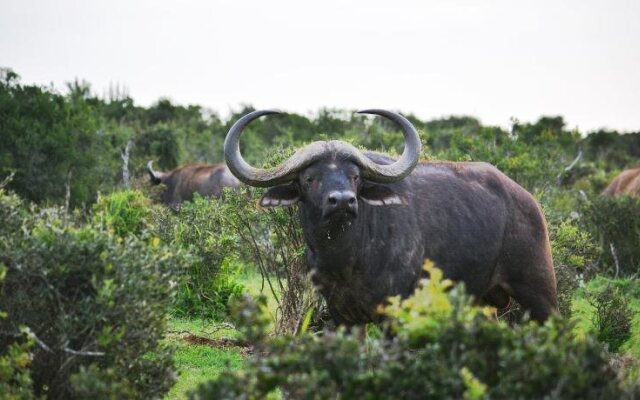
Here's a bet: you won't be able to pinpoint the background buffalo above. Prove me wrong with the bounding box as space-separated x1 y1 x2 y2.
603 167 640 197
147 161 240 206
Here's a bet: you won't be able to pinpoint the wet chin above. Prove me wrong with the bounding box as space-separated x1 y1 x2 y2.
323 209 357 224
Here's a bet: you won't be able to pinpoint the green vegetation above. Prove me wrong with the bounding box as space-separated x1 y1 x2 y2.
3 67 640 211
550 219 600 317
0 189 187 398
585 195 640 276
1 66 640 398
191 263 637 399
92 189 152 237
165 319 245 400
152 194 245 320
0 265 34 400
572 277 640 358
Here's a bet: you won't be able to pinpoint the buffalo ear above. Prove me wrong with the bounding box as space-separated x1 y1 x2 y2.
260 183 300 207
359 184 405 206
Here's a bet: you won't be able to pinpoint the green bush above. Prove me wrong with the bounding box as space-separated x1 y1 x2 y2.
590 285 633 352
218 146 323 335
0 189 185 398
0 343 34 400
192 263 636 399
551 219 600 317
0 265 34 400
92 189 151 237
585 195 640 277
69 364 135 399
150 147 320 331
0 71 108 207
151 194 244 319
219 186 322 335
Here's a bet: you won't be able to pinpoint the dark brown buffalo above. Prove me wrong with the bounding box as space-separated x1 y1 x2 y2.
224 110 557 325
603 168 640 197
147 161 240 206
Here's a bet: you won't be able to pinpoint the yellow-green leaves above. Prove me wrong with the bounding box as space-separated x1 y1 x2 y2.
382 260 495 344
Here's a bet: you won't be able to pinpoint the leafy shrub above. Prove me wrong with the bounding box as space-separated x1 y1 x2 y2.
0 343 34 400
0 186 26 238
192 263 635 399
0 265 34 400
69 364 135 399
92 189 151 237
570 166 613 195
150 145 321 332
0 72 108 207
219 187 323 335
151 194 244 319
228 294 272 344
219 146 324 334
590 285 633 352
0 189 184 398
550 219 600 317
585 195 640 277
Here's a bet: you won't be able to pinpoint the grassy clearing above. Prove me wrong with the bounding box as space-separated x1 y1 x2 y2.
165 267 277 399
164 318 246 399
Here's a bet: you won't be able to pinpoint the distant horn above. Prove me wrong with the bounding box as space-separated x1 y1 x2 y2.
147 160 165 185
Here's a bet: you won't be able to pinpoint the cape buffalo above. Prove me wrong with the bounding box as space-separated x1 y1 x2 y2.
224 110 557 324
603 167 640 197
147 161 240 206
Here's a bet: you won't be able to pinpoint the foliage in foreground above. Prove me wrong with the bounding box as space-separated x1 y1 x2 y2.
0 189 185 398
0 266 34 399
192 263 638 399
0 189 35 398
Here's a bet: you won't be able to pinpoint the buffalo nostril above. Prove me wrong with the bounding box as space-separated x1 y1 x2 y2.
326 191 356 210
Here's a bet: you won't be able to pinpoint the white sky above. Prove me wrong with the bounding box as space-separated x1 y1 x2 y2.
2 0 639 133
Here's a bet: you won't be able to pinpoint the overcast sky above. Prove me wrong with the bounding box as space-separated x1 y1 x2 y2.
2 0 639 132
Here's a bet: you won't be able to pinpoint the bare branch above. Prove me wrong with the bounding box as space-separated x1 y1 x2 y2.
63 347 105 357
21 326 52 353
64 168 73 212
120 139 133 188
609 242 620 278
21 326 104 357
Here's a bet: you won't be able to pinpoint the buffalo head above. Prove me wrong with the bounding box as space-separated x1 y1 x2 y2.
224 110 420 221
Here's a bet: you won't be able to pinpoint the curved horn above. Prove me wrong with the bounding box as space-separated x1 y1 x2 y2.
351 109 421 183
225 110 326 187
224 109 421 187
147 160 165 185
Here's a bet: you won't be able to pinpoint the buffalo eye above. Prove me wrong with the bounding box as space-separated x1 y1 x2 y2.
304 176 314 186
